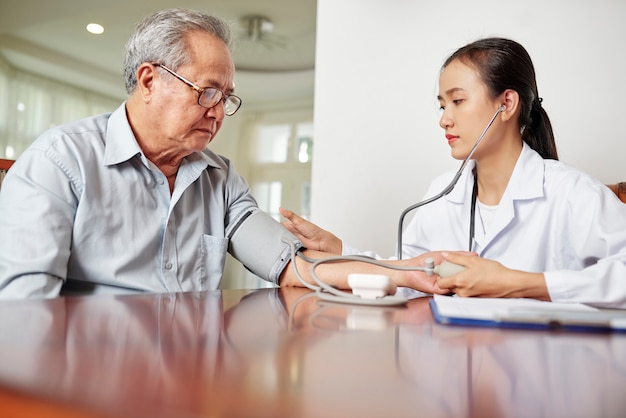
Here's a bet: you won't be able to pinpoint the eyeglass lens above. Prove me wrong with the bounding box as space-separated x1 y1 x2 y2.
199 89 241 116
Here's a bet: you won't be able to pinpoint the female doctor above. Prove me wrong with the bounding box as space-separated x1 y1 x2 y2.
281 37 626 309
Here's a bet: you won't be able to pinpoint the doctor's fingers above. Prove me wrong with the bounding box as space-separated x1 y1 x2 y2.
436 271 471 293
441 251 479 265
279 208 317 234
280 209 308 235
435 256 487 293
437 259 514 297
279 207 297 220
437 276 482 297
406 270 450 295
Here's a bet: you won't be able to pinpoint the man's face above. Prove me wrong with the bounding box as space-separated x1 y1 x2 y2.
150 32 236 156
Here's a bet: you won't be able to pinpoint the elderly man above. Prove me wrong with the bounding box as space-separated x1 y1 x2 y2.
0 8 444 299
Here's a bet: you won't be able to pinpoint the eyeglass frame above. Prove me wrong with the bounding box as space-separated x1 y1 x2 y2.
151 63 242 116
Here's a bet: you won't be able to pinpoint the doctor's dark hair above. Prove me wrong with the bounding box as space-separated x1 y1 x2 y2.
443 37 558 160
123 8 232 94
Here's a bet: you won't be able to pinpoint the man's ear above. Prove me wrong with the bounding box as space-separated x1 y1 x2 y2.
136 63 157 103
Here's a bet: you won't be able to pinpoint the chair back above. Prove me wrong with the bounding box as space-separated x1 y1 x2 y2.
608 182 626 203
0 159 16 189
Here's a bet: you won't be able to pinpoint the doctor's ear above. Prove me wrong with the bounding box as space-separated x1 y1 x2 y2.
499 89 519 121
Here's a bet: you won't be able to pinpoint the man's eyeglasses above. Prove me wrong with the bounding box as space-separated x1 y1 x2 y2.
152 63 242 116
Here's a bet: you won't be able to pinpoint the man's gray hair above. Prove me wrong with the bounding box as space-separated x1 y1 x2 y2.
123 8 232 94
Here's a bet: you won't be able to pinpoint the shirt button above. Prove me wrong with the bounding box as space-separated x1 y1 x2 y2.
158 179 165 185
165 262 173 270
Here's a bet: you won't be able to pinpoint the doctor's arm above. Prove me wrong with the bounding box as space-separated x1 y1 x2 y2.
279 208 343 255
434 252 550 300
436 184 626 307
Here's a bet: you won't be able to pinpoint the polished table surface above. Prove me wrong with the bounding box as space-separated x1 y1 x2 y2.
0 288 625 418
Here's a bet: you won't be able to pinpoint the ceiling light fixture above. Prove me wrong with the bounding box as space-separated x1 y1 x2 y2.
240 15 276 42
86 23 104 35
234 13 313 72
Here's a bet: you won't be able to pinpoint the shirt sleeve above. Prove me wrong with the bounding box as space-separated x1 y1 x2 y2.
0 138 78 298
0 274 63 299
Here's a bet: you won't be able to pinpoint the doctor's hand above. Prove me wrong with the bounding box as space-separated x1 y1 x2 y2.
435 252 551 300
279 208 343 255
400 252 460 295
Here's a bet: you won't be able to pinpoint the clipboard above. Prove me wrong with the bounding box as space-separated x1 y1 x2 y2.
429 295 626 332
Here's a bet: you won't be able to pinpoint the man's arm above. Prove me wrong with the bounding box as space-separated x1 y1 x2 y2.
279 248 452 295
0 147 77 299
0 275 63 300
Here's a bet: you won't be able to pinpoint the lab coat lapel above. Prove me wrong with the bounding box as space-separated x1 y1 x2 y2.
472 143 545 252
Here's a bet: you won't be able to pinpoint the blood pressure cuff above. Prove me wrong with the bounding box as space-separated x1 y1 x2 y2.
227 208 303 285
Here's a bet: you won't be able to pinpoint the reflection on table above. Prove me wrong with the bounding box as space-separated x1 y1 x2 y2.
0 288 624 418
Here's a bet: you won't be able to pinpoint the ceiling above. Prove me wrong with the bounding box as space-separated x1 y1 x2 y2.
0 0 317 106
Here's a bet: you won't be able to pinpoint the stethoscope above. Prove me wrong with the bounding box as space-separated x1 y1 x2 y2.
469 172 478 252
396 104 506 260
285 105 506 307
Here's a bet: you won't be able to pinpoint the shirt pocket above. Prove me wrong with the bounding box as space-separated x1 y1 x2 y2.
197 235 228 290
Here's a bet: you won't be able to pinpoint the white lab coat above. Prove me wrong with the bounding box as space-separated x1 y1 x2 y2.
344 143 626 308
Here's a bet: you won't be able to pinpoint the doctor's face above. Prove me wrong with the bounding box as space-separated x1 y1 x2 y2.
437 59 501 161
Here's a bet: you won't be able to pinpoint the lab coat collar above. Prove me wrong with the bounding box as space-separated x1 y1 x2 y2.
446 142 545 204
453 142 546 251
506 142 545 201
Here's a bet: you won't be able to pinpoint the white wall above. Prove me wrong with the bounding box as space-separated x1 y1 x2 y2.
312 0 626 257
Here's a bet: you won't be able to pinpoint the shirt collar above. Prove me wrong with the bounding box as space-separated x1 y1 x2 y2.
103 102 142 166
103 102 222 170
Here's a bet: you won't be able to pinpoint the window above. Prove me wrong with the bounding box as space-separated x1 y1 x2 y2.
250 120 313 220
257 124 289 163
0 56 118 160
220 111 314 290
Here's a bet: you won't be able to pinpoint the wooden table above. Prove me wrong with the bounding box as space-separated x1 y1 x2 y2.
0 288 624 417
